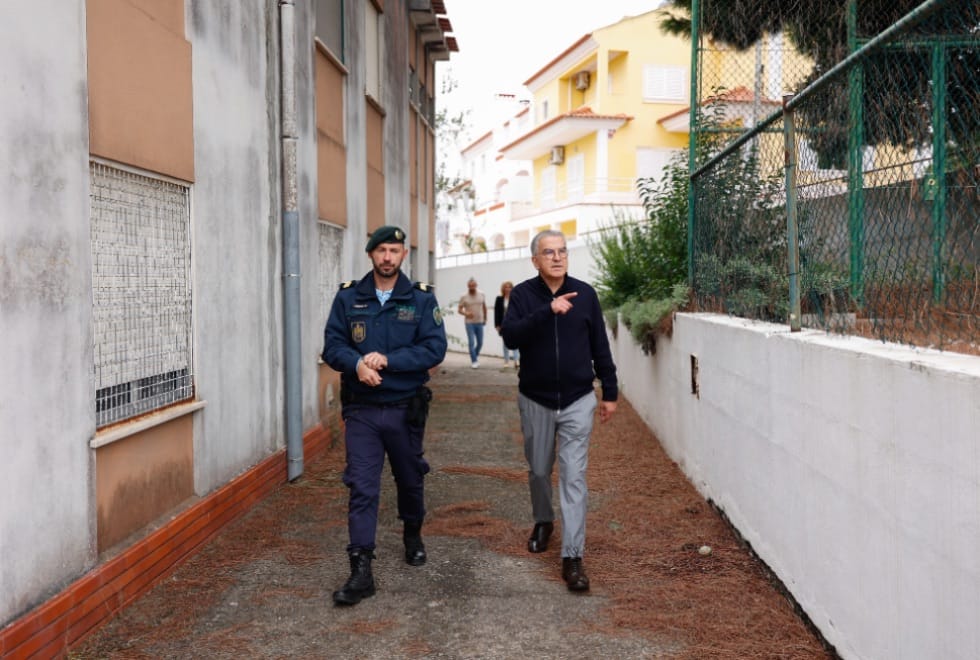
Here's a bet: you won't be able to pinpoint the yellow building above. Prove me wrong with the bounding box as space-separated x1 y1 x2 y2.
498 9 692 246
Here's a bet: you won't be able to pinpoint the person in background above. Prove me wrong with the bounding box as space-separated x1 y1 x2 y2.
322 225 448 606
494 281 519 368
457 277 487 368
501 230 618 593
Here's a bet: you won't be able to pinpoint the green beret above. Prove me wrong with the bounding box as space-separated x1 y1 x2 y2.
366 225 406 252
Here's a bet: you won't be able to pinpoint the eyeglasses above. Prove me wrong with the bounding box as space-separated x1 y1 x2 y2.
539 248 568 259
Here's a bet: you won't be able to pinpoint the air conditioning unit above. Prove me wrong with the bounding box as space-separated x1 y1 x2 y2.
574 71 591 91
548 146 565 165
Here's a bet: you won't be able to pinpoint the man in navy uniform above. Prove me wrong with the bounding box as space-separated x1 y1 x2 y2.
322 225 447 606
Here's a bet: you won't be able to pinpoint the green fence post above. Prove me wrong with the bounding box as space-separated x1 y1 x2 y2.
930 41 948 302
687 0 701 288
783 94 802 332
847 0 866 304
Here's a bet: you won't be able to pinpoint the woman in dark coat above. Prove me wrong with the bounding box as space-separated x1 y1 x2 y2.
494 281 519 367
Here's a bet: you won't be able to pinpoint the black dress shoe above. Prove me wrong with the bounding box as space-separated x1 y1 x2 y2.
527 522 554 553
561 557 590 592
405 538 427 566
404 521 427 566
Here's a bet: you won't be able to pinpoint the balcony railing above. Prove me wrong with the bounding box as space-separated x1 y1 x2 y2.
510 176 642 219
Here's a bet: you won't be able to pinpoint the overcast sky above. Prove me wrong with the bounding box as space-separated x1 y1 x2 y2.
437 0 666 135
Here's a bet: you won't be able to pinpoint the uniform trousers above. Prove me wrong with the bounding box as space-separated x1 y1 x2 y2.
342 403 430 552
517 391 597 559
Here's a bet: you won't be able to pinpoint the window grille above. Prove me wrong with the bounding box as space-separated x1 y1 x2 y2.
90 162 194 427
409 68 420 107
318 221 345 327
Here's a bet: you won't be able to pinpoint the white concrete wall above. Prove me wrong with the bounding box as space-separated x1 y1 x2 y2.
294 2 325 430
186 0 331 492
187 2 287 491
610 313 980 660
0 1 96 625
341 0 369 280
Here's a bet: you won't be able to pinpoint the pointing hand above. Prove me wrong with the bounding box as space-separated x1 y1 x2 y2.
550 292 578 315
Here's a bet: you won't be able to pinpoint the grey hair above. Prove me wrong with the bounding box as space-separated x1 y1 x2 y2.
530 229 566 256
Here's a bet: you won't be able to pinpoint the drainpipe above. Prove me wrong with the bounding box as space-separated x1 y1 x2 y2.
279 0 303 481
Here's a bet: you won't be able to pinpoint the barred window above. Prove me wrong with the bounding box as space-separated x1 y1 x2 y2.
90 162 194 427
318 221 346 326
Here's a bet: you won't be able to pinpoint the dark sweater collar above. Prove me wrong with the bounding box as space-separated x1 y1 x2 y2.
535 274 568 295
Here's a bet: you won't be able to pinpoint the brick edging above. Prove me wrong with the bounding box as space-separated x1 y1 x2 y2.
0 424 331 659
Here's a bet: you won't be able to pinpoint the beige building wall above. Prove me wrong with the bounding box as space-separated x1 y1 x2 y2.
316 46 348 226
95 416 194 551
87 0 193 182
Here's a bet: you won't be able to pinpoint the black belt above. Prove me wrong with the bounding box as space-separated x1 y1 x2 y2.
344 394 413 407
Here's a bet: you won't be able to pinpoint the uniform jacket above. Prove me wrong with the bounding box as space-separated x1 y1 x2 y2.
501 274 617 410
322 270 447 404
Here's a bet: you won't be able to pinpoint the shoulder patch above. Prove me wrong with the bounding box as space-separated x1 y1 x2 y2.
339 280 356 289
414 281 434 292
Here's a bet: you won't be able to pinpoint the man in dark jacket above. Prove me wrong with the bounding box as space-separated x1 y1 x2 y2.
322 225 447 605
501 229 618 592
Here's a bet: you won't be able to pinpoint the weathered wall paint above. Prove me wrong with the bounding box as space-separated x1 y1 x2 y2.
0 0 96 626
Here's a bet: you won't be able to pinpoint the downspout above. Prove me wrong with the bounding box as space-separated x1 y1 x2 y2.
279 0 303 481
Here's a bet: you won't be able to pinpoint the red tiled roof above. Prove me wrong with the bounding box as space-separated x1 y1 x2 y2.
658 86 780 124
499 106 633 153
447 179 473 194
564 106 631 121
460 130 493 155
523 34 594 87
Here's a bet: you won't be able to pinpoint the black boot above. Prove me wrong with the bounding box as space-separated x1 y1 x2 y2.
332 550 376 605
403 521 427 566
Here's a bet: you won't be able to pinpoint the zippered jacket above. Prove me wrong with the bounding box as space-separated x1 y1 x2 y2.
322 271 447 404
501 274 617 410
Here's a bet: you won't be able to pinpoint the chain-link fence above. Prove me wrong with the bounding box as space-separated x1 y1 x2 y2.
689 0 979 353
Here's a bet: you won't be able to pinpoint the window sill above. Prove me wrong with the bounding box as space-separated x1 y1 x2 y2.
314 39 348 75
365 93 386 116
90 400 207 449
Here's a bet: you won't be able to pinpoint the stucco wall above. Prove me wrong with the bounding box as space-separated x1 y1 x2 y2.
611 313 980 660
186 2 285 493
0 1 96 625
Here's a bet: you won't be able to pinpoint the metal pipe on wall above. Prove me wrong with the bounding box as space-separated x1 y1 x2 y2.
279 0 303 481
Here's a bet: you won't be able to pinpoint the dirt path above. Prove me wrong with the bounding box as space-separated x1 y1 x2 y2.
73 352 833 659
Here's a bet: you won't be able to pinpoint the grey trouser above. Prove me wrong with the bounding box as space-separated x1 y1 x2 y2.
518 391 597 559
